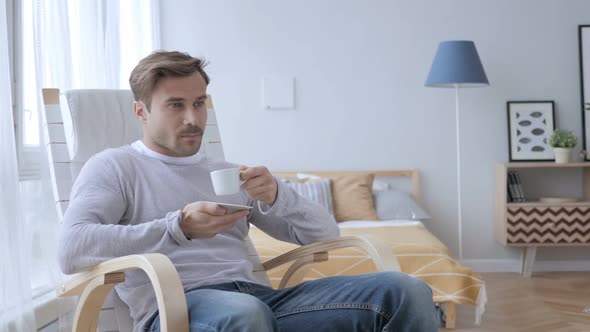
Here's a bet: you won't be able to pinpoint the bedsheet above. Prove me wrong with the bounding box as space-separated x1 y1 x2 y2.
249 220 486 324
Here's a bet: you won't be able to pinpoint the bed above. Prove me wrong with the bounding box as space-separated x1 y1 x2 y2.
249 170 487 328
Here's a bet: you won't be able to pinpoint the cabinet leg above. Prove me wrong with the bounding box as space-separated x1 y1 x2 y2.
520 246 537 278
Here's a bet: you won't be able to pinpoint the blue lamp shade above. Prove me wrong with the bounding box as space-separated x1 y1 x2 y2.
425 40 489 88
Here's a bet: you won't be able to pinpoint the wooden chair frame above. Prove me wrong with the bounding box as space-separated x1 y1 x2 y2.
57 236 391 331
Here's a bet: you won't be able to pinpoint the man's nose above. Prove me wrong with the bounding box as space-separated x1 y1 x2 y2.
183 109 199 126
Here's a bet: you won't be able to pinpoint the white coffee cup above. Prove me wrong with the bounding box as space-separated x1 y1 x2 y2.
210 168 242 195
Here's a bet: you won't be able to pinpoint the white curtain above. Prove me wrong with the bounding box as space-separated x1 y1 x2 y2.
34 0 160 90
1 1 159 331
0 0 37 330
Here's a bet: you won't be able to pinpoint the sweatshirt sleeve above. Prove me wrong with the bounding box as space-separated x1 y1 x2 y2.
247 178 340 245
57 155 190 275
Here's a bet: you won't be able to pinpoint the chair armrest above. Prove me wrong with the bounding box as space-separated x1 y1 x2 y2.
57 253 188 332
262 236 400 288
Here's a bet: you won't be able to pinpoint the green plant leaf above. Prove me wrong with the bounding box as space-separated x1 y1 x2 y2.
548 129 578 148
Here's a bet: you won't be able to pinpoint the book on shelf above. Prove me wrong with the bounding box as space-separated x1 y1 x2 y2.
514 171 527 202
507 171 526 202
507 172 517 202
506 180 514 202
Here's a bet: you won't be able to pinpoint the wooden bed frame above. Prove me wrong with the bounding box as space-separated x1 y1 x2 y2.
272 169 457 329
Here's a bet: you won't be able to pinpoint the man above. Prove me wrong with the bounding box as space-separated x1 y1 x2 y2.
58 51 438 332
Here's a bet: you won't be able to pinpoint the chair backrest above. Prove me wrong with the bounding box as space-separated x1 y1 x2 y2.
41 89 267 332
41 89 226 220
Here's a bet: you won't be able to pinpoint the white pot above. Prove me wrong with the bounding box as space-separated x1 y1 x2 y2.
553 147 572 163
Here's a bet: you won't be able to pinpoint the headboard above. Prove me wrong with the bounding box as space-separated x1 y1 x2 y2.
272 169 421 204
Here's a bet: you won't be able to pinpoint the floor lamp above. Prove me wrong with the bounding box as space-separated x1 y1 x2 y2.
425 40 489 260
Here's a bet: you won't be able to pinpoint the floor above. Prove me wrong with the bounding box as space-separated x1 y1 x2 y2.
440 272 590 332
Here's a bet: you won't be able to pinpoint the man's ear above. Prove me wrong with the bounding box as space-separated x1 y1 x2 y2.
133 101 147 123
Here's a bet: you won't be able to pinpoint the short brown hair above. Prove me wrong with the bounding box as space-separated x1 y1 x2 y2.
129 50 210 109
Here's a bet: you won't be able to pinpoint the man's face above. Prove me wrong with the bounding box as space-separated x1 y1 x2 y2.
134 72 208 157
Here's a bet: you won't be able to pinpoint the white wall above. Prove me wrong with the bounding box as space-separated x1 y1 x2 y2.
160 0 590 262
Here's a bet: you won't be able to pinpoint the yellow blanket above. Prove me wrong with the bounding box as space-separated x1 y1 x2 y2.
250 220 486 324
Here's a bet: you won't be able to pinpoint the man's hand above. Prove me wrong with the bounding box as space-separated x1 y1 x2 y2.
180 202 249 239
240 165 278 206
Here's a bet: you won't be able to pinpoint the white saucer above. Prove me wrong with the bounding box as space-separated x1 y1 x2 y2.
205 202 253 213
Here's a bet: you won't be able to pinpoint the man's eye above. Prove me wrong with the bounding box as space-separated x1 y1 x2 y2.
170 103 183 109
194 102 205 108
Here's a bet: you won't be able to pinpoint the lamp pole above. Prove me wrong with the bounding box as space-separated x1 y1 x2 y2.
455 85 463 260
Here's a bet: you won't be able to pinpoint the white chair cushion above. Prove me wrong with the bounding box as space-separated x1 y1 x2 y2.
60 89 142 163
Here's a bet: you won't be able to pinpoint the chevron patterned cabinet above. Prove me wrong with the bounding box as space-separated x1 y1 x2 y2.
506 205 590 244
495 162 590 278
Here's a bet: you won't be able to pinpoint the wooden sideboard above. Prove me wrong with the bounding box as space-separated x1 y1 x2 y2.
495 162 590 278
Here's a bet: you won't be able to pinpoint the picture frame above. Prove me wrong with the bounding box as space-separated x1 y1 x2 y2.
507 101 555 162
578 25 590 160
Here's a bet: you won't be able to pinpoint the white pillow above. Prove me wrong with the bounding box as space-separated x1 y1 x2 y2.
296 172 323 181
282 178 334 216
372 178 390 192
373 190 431 220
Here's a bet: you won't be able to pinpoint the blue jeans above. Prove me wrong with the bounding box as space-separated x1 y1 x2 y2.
146 272 438 332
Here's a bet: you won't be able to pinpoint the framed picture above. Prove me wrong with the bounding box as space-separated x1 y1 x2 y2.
507 101 555 162
579 25 590 160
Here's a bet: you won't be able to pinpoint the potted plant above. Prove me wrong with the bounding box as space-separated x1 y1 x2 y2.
548 129 578 163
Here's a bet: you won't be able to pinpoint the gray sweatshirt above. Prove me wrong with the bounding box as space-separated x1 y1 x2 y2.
58 141 339 331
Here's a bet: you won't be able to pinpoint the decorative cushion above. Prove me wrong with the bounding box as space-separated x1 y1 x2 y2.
373 189 431 220
331 173 379 222
282 178 334 215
